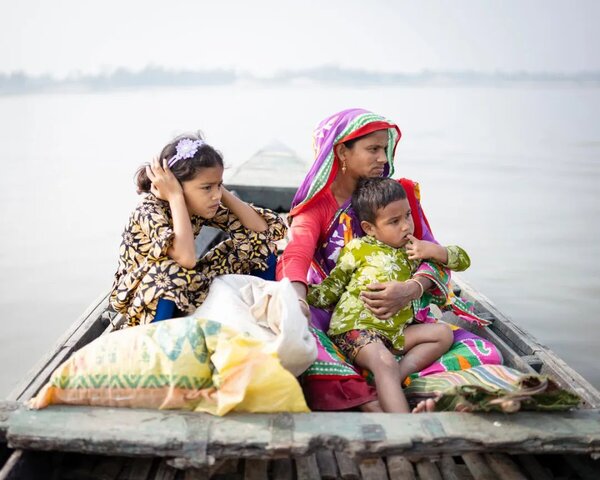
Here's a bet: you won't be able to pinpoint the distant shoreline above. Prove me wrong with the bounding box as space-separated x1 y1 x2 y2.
2 66 600 95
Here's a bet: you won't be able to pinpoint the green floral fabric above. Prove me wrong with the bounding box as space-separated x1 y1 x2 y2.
307 236 470 350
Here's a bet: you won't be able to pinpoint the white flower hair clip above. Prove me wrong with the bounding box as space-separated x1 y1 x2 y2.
168 138 205 167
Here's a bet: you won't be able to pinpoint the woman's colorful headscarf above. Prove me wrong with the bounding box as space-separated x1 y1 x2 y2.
290 108 401 216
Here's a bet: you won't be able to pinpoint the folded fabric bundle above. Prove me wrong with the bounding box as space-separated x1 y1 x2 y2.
404 364 580 412
30 316 309 415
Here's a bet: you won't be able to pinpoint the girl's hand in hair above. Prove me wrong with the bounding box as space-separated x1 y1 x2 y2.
146 158 183 202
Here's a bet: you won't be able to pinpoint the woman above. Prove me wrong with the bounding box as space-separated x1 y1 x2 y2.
276 108 501 412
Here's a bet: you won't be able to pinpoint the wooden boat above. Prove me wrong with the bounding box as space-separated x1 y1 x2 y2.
2 146 600 479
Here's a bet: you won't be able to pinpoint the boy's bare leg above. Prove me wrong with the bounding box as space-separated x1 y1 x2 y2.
354 342 410 413
359 400 383 412
396 323 453 382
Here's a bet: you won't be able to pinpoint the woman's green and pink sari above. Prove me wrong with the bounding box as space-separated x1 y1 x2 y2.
290 108 502 411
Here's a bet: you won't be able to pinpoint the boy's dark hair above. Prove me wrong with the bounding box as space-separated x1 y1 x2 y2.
135 131 224 193
351 177 407 223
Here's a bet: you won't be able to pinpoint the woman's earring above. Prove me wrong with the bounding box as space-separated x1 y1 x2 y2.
342 160 347 174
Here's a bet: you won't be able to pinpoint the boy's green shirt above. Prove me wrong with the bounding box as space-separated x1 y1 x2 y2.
307 236 470 350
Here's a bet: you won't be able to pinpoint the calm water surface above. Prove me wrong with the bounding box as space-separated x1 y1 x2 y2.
1 84 599 397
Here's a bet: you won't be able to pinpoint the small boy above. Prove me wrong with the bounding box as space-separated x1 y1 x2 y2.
307 177 471 413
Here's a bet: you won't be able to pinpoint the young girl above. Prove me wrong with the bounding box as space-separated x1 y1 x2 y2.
307 178 470 412
110 132 287 327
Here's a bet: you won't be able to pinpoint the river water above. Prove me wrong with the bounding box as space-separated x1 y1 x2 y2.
1 83 599 397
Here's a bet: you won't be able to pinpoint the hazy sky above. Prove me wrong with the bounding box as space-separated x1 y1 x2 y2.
1 0 598 77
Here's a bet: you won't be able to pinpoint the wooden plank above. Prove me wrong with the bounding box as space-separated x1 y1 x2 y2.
514 455 552 480
334 451 360 480
91 456 126 480
126 458 155 480
153 460 177 480
0 402 19 442
243 459 268 480
438 456 461 480
414 459 442 480
452 464 475 480
563 455 600 480
0 450 53 480
484 453 527 480
535 350 600 408
462 453 496 480
5 405 600 460
183 468 210 480
520 356 543 373
0 450 25 480
211 458 239 475
270 458 293 480
440 313 535 374
359 457 389 480
386 455 415 479
315 449 338 479
295 454 320 480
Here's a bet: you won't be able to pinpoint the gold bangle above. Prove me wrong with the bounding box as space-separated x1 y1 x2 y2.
407 278 424 299
298 297 310 309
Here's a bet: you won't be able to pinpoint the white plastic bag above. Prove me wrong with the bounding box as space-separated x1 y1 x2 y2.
194 275 317 376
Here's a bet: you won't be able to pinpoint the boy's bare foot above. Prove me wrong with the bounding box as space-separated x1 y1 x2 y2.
411 398 436 413
359 400 383 412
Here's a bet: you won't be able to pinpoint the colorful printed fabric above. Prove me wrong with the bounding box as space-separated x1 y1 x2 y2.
404 325 503 382
110 194 287 326
301 326 378 411
404 364 580 412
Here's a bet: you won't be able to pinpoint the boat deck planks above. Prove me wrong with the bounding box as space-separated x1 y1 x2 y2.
1 449 599 479
3 404 600 460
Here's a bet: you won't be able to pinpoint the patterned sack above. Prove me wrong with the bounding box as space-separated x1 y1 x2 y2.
404 364 580 412
30 316 309 415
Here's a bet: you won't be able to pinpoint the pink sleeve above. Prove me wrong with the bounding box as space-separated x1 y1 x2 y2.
276 209 321 284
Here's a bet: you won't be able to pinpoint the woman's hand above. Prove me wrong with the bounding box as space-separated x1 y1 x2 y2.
146 158 183 202
292 281 311 321
360 280 421 320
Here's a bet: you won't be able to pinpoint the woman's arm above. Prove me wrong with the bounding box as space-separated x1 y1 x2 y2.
306 246 355 308
147 158 196 269
220 187 268 232
360 276 434 320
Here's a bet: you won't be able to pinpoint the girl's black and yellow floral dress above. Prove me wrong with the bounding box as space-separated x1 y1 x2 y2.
110 194 287 327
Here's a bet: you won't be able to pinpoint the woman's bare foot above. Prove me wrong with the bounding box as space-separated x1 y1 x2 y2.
411 398 436 413
359 400 383 412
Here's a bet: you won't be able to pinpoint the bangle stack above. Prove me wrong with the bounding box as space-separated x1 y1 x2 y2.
406 278 425 299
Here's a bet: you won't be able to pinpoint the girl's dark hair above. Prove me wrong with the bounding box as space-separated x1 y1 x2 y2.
135 131 224 193
351 177 406 224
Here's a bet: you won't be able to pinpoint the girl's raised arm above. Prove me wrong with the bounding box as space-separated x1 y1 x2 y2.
220 187 268 232
147 158 197 269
